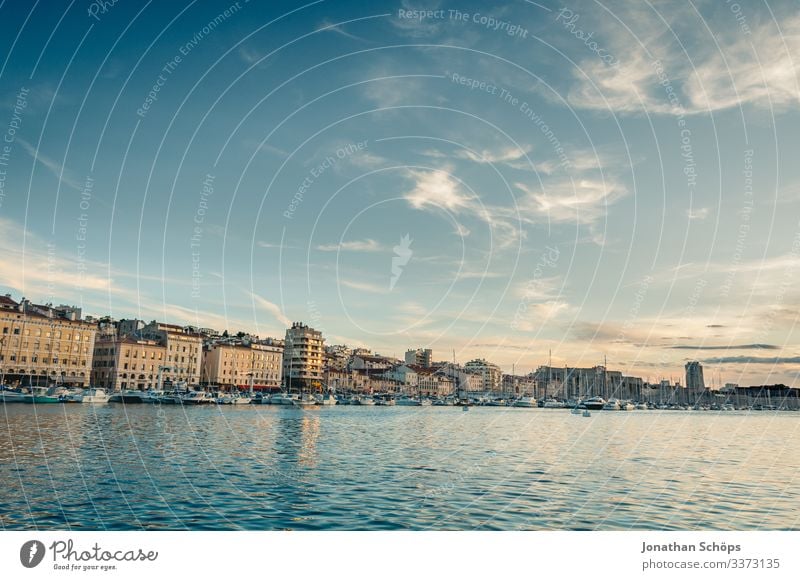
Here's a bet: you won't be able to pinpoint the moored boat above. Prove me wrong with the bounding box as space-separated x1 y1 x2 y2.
582 396 606 410
512 396 537 408
80 388 109 404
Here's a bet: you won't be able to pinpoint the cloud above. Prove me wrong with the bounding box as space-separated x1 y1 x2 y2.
404 167 474 211
515 177 627 224
701 356 800 365
316 18 366 42
257 241 299 250
686 207 711 221
238 45 263 65
455 145 533 166
561 6 800 115
18 138 84 190
249 292 291 327
670 344 779 350
316 239 385 252
340 279 386 293
0 217 112 295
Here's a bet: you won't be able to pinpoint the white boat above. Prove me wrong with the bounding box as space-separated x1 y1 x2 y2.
395 396 421 406
293 393 317 407
619 401 635 411
512 396 538 408
602 399 621 411
80 388 109 404
542 398 566 408
270 392 298 405
61 389 85 403
181 391 212 405
635 402 648 410
231 394 252 405
351 395 375 406
316 393 338 405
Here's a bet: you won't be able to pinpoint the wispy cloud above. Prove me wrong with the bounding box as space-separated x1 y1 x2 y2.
316 18 367 42
404 166 474 211
670 344 780 350
701 355 800 365
18 138 83 190
316 239 385 252
249 291 291 327
340 279 386 293
515 177 627 224
686 207 711 221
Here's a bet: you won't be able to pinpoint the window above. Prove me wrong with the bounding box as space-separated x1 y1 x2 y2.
13 328 20 335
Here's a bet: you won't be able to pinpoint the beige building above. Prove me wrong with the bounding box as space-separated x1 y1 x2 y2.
464 358 502 393
0 295 96 387
284 322 324 391
141 321 203 386
92 331 168 391
202 341 283 391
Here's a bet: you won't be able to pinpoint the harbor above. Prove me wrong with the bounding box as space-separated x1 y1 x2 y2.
1 402 798 531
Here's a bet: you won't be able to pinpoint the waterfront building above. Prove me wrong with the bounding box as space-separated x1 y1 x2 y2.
140 321 203 386
350 353 396 372
202 339 283 392
284 322 324 391
404 348 433 368
324 344 351 370
414 366 453 397
685 361 705 392
92 330 167 391
0 295 97 388
383 364 419 387
532 365 633 400
464 358 502 393
501 374 536 397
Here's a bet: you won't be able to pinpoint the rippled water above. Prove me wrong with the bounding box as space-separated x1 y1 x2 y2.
1 404 799 530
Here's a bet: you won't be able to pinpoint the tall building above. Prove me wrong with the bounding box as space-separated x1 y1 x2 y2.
283 322 324 391
0 295 97 388
405 348 433 367
685 361 705 393
464 358 502 393
202 340 283 392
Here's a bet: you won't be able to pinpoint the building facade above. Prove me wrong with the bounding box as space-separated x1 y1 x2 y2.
464 358 502 393
685 361 705 393
202 341 283 391
404 348 432 367
0 295 96 388
141 321 203 386
284 322 324 391
92 331 168 391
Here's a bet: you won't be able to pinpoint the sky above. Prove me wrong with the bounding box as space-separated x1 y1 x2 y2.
0 0 799 387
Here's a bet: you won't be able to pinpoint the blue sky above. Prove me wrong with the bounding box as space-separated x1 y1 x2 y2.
1 0 799 386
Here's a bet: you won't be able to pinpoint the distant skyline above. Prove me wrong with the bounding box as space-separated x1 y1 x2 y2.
1 1 799 386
